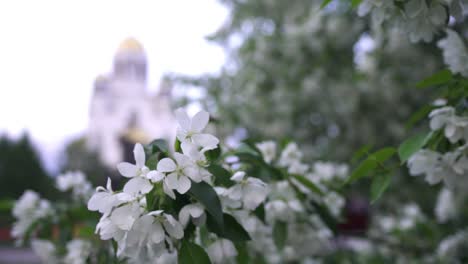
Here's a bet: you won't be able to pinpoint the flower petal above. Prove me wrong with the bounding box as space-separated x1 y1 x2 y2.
157 158 177 173
117 162 138 178
123 177 153 196
147 171 165 182
188 204 204 218
177 176 191 194
150 221 165 244
192 134 219 150
174 152 192 167
227 185 243 200
243 184 268 210
163 182 176 199
165 173 179 190
106 178 113 192
87 192 108 212
178 205 191 227
184 166 203 182
134 143 146 168
175 109 191 131
163 214 184 239
230 171 245 182
110 204 138 231
191 110 209 132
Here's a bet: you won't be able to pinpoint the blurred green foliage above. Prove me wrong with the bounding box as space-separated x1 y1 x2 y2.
175 0 442 161
0 134 55 200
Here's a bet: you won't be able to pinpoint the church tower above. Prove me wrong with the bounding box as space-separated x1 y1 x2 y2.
87 38 177 168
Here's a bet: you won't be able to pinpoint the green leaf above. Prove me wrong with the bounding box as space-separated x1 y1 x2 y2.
273 221 287 250
346 147 396 184
77 225 95 238
145 153 160 170
370 172 392 203
405 105 434 130
310 200 337 235
235 243 250 264
178 240 212 264
398 132 432 163
253 203 266 224
206 213 251 242
174 138 182 153
207 164 233 187
146 139 169 155
205 147 221 163
292 174 324 196
320 0 333 9
351 0 363 8
351 144 373 164
371 147 396 163
347 158 377 184
0 199 13 212
242 139 262 153
189 181 224 228
416 69 452 88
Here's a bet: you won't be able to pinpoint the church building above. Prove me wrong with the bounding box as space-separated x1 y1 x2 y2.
87 38 177 168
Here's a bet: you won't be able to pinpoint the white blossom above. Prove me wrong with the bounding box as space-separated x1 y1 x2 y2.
109 202 143 231
278 142 303 167
56 171 92 200
408 147 468 188
88 178 133 215
119 211 183 260
207 239 238 264
178 203 205 227
11 191 53 242
175 109 219 151
437 230 468 258
323 192 345 217
157 153 203 195
256 141 277 163
31 239 59 264
64 239 92 264
405 0 447 43
398 203 424 230
227 171 268 210
408 150 444 184
438 29 468 77
181 142 212 181
429 106 468 143
435 188 457 223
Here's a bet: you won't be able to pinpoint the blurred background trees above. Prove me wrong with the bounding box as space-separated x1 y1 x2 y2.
170 1 467 260
0 134 55 200
175 0 443 161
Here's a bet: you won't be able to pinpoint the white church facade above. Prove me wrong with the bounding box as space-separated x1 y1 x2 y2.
87 38 177 168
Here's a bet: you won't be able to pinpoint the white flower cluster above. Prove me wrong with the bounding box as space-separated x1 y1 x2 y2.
257 141 346 218
11 190 53 244
408 107 468 188
438 29 468 77
430 106 468 143
248 141 347 261
56 171 93 201
30 238 92 264
88 109 269 263
437 229 468 259
376 203 425 233
357 0 464 43
435 188 457 223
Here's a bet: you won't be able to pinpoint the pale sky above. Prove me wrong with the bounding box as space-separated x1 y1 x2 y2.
0 0 228 171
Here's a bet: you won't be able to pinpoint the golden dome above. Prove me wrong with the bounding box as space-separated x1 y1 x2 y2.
123 128 150 143
116 37 144 54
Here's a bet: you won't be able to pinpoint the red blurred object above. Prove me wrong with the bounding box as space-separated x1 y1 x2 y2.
0 227 12 241
337 195 370 236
